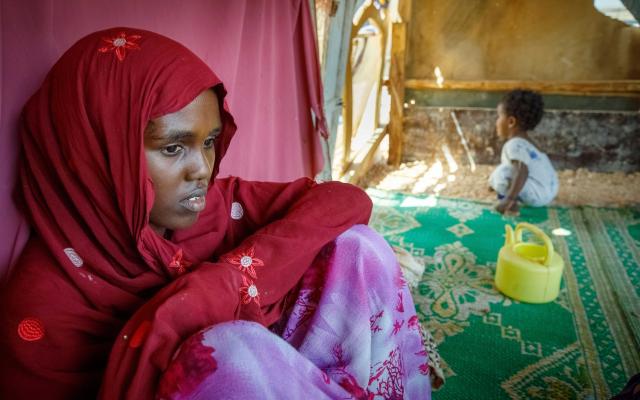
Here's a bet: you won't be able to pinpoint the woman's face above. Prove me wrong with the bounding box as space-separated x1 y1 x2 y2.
144 89 222 235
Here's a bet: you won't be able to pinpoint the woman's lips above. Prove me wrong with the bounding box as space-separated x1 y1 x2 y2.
180 189 207 213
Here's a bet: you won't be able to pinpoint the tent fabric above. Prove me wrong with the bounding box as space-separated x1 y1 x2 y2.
0 0 326 280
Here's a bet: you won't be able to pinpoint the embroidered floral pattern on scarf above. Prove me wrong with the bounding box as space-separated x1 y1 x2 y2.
98 31 141 61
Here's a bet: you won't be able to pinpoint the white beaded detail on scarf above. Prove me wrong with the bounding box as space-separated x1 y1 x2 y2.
240 256 253 268
63 248 84 267
230 201 244 220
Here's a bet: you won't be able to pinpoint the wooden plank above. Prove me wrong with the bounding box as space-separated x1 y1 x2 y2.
404 79 640 95
341 0 389 175
343 126 388 185
341 41 354 174
388 20 407 166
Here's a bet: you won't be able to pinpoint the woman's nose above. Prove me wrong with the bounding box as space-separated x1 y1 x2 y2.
187 149 214 182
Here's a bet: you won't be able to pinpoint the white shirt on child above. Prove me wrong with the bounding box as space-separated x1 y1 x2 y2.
491 137 558 206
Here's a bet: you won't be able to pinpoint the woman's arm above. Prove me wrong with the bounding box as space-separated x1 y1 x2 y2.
219 178 371 237
217 178 372 308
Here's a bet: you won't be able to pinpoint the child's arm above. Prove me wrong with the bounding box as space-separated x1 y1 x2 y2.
496 160 528 215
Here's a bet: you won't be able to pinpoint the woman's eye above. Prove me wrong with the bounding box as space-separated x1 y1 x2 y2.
162 144 183 156
204 137 216 149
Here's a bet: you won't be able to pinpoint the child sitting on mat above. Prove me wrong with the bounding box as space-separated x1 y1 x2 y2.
490 89 558 215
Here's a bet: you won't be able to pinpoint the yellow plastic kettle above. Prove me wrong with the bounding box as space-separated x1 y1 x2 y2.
495 223 564 303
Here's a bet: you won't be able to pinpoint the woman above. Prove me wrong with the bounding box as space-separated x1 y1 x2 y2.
0 28 433 399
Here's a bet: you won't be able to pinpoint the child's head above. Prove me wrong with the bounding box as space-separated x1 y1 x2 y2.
496 89 544 139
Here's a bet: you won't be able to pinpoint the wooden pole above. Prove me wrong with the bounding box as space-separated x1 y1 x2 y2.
387 0 411 166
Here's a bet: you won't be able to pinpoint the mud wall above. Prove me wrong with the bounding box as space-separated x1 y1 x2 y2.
403 107 640 172
406 0 640 80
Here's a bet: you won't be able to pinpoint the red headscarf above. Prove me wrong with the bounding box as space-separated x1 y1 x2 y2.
0 28 371 399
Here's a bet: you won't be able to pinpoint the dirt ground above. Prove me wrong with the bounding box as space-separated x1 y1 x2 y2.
360 162 640 207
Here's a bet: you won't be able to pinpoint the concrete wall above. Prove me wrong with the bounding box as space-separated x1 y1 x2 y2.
403 107 640 172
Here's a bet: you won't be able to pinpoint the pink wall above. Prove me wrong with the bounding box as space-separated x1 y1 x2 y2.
0 0 325 279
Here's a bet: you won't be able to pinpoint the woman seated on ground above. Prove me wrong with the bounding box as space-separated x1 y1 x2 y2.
0 28 438 399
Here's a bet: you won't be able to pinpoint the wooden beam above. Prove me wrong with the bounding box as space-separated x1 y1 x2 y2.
341 39 354 174
341 0 390 175
342 126 388 185
388 21 407 166
404 79 640 95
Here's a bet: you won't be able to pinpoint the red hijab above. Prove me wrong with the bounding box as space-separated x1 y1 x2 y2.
0 28 371 399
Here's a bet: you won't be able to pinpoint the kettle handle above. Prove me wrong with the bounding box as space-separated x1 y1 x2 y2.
504 224 515 246
514 223 554 266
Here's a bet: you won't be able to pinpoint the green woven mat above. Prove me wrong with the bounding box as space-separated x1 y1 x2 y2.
368 189 640 399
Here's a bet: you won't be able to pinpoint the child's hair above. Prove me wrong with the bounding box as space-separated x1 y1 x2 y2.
501 89 544 131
